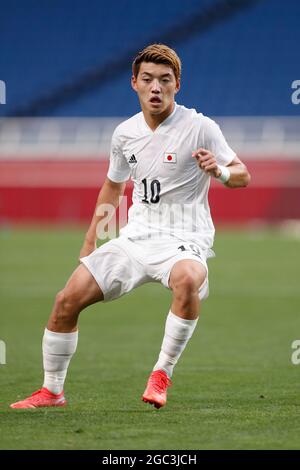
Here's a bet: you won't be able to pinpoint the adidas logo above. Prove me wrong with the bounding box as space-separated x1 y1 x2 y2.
128 154 137 164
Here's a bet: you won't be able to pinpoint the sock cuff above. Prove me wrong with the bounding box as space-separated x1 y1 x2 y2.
166 311 198 340
169 311 198 326
43 328 78 355
44 328 78 341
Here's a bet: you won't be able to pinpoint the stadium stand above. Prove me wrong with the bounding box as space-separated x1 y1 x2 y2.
0 0 299 224
1 0 299 117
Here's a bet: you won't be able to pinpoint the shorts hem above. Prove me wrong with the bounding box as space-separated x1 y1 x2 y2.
162 254 209 300
80 257 111 302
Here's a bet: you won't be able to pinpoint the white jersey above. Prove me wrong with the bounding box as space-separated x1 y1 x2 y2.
107 103 236 251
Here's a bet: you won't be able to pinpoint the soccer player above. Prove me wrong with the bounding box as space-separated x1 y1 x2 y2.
10 44 250 409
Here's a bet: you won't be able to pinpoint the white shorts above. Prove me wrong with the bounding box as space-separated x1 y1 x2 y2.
80 236 209 302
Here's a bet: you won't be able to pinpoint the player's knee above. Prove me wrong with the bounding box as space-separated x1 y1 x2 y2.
171 272 202 311
55 289 79 318
172 270 201 296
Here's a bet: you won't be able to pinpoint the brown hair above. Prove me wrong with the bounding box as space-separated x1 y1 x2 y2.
132 44 181 81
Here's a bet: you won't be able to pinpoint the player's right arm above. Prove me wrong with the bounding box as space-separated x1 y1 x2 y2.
80 125 130 259
79 177 126 259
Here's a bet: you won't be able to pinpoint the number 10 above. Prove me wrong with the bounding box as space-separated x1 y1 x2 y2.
142 178 161 204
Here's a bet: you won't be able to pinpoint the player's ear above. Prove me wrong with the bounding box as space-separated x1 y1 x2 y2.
131 75 138 92
175 79 181 94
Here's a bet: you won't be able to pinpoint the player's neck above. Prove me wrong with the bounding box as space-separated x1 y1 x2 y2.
142 102 175 131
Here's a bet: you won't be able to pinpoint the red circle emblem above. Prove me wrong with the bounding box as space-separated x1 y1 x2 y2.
167 155 173 161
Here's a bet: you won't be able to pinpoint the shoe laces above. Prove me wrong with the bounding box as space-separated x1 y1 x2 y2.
149 371 172 393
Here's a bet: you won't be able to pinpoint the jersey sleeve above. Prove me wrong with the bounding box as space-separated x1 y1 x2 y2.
201 116 236 166
107 128 131 183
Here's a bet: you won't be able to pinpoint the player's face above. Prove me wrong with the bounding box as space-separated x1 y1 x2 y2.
131 62 180 117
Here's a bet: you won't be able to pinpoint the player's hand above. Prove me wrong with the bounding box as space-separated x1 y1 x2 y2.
192 148 221 178
79 238 97 261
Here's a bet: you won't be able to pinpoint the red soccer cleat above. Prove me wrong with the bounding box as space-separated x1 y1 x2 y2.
10 387 67 409
142 369 172 409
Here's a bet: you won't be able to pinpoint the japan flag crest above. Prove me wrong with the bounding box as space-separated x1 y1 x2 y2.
164 153 177 164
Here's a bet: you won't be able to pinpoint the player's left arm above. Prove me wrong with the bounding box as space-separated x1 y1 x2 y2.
192 149 251 188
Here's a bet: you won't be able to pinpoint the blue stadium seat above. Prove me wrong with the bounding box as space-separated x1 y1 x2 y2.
0 0 299 117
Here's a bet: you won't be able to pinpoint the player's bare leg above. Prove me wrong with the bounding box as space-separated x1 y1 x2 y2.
142 259 206 408
10 264 103 409
47 263 104 332
169 259 206 319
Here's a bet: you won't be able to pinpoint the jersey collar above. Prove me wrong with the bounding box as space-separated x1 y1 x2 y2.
141 102 178 134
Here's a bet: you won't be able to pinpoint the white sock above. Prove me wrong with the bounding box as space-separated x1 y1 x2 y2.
153 311 198 378
42 328 78 395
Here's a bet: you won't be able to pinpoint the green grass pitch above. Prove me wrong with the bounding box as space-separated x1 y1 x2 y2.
0 226 300 450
